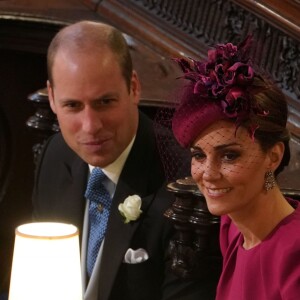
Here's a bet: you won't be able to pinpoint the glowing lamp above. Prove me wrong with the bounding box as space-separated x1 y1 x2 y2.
9 222 83 300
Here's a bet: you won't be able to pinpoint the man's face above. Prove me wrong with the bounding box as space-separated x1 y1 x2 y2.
48 48 140 167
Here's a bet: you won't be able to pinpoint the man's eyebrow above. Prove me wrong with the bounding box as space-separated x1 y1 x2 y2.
58 92 119 103
58 98 80 103
94 92 119 100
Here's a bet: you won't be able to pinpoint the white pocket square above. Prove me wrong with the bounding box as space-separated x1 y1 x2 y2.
124 248 149 264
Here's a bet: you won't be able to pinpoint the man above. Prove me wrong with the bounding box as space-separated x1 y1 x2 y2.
32 21 220 300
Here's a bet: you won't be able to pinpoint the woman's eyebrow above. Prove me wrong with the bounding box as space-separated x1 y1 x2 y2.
215 142 241 151
191 142 241 151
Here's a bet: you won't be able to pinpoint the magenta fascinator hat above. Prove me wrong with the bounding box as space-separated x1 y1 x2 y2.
172 35 268 148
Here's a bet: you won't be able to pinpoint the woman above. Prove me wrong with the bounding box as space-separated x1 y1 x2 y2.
171 36 300 299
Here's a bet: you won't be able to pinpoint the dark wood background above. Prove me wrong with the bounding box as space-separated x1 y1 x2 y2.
0 0 299 293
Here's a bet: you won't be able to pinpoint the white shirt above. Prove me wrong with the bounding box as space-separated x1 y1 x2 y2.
82 136 135 300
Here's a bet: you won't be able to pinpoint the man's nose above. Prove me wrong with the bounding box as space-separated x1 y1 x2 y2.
81 107 103 133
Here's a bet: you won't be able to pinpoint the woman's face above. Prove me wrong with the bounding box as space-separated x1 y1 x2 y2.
191 120 272 217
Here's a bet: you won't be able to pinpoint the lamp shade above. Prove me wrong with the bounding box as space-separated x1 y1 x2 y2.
9 222 83 300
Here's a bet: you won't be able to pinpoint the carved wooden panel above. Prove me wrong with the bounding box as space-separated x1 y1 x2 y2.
86 0 300 188
96 0 300 136
241 0 300 32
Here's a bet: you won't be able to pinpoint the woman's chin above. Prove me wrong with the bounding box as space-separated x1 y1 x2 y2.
206 202 227 217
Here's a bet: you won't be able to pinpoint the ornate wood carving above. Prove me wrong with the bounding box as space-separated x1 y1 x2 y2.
26 88 59 164
96 0 300 137
164 177 222 279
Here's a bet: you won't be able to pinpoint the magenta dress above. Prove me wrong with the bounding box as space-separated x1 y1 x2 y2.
216 199 300 300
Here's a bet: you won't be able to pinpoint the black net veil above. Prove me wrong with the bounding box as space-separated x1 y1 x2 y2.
153 35 291 188
153 103 192 183
153 98 273 189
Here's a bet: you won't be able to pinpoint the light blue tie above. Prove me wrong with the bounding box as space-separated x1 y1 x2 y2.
85 167 112 277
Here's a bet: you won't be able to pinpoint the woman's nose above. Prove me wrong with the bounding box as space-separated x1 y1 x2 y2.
192 158 222 181
202 164 222 180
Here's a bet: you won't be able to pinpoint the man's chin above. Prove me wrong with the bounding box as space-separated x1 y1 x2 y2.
80 154 113 168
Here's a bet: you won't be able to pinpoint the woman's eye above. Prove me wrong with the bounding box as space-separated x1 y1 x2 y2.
191 150 206 161
222 152 240 161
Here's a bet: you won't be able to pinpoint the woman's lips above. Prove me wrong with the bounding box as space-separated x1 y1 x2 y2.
205 187 232 197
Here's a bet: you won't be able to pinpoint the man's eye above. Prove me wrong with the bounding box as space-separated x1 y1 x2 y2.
64 102 81 109
93 98 115 108
100 98 116 105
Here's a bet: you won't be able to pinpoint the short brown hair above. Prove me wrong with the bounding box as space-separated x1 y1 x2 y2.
47 21 133 91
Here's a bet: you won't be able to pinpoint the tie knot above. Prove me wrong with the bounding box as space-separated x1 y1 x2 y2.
88 168 107 189
90 167 106 183
85 168 109 201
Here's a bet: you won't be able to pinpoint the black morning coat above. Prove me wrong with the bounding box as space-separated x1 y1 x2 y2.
32 112 221 300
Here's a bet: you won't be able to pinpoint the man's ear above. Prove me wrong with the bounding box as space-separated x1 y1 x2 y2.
267 142 285 171
130 70 141 105
47 80 57 114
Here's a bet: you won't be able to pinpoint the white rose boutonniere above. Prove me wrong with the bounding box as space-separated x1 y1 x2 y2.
118 195 142 224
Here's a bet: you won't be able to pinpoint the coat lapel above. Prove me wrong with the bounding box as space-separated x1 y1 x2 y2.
56 148 88 232
97 113 165 300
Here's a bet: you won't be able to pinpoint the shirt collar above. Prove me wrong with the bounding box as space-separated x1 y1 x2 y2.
88 135 136 185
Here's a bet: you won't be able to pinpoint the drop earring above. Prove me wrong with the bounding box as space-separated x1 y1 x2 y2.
264 170 276 191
